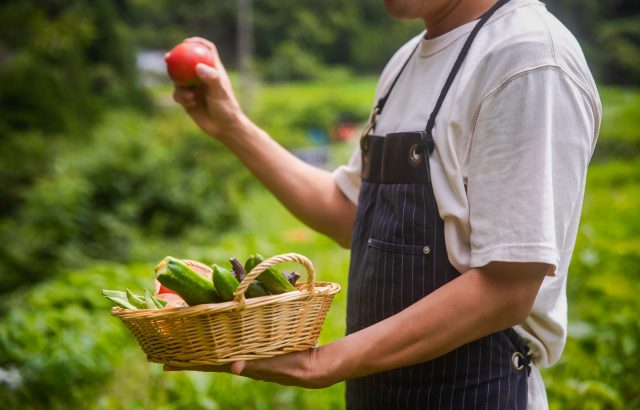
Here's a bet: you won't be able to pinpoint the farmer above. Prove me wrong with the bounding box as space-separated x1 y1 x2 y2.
169 0 601 408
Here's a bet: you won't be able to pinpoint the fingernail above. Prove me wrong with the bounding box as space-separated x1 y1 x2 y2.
230 361 246 375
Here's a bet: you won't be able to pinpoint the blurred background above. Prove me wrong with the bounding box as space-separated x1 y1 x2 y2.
0 0 638 409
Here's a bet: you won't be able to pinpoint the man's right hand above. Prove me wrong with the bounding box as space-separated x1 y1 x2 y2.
169 38 356 248
171 37 247 141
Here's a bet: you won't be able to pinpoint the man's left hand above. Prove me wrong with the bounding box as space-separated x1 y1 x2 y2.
163 347 336 389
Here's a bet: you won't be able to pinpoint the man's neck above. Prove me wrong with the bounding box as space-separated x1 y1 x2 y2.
423 0 498 38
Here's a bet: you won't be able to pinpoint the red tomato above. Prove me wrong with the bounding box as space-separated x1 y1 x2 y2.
164 41 215 86
158 284 175 294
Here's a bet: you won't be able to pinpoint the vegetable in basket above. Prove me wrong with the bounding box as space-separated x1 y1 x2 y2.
102 289 167 310
283 272 300 286
212 264 240 302
230 256 271 298
244 254 296 294
246 280 270 298
155 256 220 305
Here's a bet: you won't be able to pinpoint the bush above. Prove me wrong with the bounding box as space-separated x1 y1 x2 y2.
542 158 640 409
0 110 252 293
0 263 148 409
0 0 151 137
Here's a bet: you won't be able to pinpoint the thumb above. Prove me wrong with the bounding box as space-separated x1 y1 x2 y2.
195 63 220 85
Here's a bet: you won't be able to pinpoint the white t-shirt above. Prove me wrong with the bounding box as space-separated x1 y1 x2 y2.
333 0 600 388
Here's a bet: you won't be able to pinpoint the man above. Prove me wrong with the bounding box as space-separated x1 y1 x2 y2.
169 0 601 408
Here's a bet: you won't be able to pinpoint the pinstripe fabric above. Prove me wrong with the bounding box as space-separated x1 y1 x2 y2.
345 134 530 409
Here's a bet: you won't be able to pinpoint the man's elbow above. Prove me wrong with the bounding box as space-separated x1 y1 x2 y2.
506 293 538 325
336 236 351 249
481 262 549 326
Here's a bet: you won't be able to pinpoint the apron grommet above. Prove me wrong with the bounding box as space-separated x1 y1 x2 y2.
422 246 431 255
511 351 525 371
408 144 424 166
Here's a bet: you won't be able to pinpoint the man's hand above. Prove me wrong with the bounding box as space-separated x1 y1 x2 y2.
163 348 337 389
172 37 247 140
162 262 547 386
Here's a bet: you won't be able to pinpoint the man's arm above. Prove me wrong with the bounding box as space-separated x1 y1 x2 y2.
166 261 547 388
314 261 547 384
172 38 356 247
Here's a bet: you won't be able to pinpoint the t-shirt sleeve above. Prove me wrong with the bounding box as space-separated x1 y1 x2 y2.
466 67 598 275
332 146 362 205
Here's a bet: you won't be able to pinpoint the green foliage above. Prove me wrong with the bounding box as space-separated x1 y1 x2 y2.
0 263 149 409
252 76 376 146
542 158 640 409
261 41 330 82
0 0 150 137
0 131 54 216
545 0 640 85
0 110 250 293
592 87 640 161
127 0 423 78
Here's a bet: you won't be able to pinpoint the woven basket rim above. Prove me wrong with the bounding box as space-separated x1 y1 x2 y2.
111 280 340 320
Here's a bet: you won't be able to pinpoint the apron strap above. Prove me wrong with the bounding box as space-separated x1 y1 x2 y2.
375 43 420 115
423 0 511 145
359 42 420 143
360 0 511 152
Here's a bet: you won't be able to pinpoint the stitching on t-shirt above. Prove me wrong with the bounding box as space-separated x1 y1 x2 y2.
472 243 558 252
463 65 598 172
531 5 557 64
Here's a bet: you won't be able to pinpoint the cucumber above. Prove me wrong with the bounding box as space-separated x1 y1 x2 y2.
212 264 240 302
246 280 270 298
156 256 220 305
244 254 296 294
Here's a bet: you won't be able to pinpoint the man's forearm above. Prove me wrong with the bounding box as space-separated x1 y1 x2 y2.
316 262 547 384
218 115 356 247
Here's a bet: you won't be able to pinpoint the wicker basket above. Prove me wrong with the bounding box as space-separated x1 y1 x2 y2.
112 253 340 367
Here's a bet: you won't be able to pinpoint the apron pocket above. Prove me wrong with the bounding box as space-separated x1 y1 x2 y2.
367 237 432 256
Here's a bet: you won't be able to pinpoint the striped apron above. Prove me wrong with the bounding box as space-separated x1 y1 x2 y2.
345 0 532 408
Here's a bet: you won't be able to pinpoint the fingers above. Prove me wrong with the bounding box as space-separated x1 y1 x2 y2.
184 36 223 67
230 360 247 375
195 63 221 87
184 36 215 50
172 87 198 108
163 363 232 372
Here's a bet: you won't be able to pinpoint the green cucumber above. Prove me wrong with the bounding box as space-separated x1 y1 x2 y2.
212 264 240 302
238 257 270 298
244 254 296 294
156 256 220 305
246 280 270 298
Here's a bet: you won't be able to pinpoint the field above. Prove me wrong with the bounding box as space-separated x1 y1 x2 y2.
0 78 639 409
